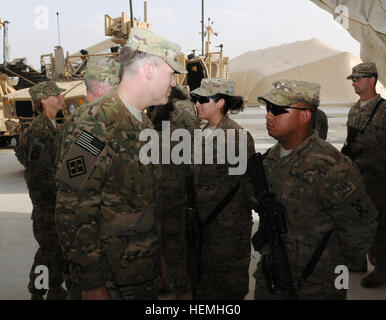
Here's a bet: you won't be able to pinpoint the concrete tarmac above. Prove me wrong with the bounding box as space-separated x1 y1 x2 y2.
0 106 385 300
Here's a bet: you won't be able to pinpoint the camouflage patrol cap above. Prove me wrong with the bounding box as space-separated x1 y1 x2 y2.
125 28 186 74
258 80 320 108
29 81 66 105
85 56 120 86
190 78 235 97
347 62 378 80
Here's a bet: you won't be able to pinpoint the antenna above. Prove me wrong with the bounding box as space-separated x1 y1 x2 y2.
129 0 134 28
201 0 205 56
2 20 10 64
144 1 148 23
56 12 61 46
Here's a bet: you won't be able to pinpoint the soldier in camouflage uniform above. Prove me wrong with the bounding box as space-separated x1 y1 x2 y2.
147 86 200 299
21 81 67 300
253 80 378 300
189 78 255 299
56 56 120 171
55 56 121 299
55 28 186 300
344 63 386 288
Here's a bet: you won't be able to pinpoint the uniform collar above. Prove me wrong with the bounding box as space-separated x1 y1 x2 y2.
112 90 154 131
267 131 319 165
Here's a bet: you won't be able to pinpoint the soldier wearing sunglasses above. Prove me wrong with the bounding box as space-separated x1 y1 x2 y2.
253 80 378 300
345 63 386 288
188 78 255 299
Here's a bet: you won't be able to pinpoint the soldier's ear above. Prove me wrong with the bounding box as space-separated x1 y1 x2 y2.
143 62 155 81
301 109 313 125
369 76 377 88
216 98 225 111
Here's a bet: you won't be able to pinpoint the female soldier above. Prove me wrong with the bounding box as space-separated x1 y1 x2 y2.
190 78 255 300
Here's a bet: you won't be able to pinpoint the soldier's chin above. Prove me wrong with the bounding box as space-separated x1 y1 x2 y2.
267 129 278 139
159 96 169 106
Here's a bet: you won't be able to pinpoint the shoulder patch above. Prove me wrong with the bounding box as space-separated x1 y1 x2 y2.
67 156 87 178
351 198 369 219
75 131 105 157
333 180 355 202
28 137 45 161
57 130 109 191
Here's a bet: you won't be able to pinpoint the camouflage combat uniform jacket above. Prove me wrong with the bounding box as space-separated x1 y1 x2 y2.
55 90 162 291
147 94 200 295
23 114 60 209
56 101 94 167
346 94 386 269
254 132 378 300
192 116 255 299
346 95 386 201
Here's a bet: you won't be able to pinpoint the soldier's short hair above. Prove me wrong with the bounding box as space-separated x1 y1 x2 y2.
119 47 163 78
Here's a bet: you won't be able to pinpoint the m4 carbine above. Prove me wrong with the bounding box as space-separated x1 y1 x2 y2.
247 153 297 300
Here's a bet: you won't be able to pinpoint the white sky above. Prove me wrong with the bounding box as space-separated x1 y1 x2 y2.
1 0 361 70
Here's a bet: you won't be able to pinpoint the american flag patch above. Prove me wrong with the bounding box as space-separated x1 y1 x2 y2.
75 131 105 157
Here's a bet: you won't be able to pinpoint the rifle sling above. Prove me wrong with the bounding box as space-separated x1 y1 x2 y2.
359 98 384 133
202 182 240 228
298 229 333 283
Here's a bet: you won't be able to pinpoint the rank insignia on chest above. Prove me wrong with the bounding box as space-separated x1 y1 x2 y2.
67 156 86 178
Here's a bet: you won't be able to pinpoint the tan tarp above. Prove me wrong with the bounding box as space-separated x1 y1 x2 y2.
230 38 363 106
5 81 86 101
70 39 117 64
310 0 386 86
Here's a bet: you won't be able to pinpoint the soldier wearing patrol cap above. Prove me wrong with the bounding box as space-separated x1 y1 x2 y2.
146 85 200 299
188 78 255 299
56 56 121 172
83 55 121 104
55 56 121 299
253 79 378 300
55 28 186 300
343 62 386 288
19 81 67 300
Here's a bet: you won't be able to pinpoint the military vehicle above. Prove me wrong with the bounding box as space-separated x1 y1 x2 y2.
0 72 18 147
2 80 86 147
1 1 230 147
185 17 230 91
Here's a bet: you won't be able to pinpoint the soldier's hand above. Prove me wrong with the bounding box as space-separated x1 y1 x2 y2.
82 286 110 300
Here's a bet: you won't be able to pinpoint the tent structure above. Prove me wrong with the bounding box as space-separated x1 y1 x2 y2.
230 38 368 106
310 0 386 87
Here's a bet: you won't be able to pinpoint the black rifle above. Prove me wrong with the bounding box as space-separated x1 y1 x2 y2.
341 126 362 159
185 166 201 300
247 153 297 300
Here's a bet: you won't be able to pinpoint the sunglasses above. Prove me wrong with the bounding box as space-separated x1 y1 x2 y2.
191 95 218 104
266 102 314 116
351 76 371 83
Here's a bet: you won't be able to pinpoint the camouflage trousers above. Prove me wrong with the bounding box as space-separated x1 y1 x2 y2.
196 269 250 300
105 278 158 300
67 280 158 300
67 263 159 300
253 262 346 300
161 203 190 297
196 252 250 300
368 196 386 271
28 205 65 295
